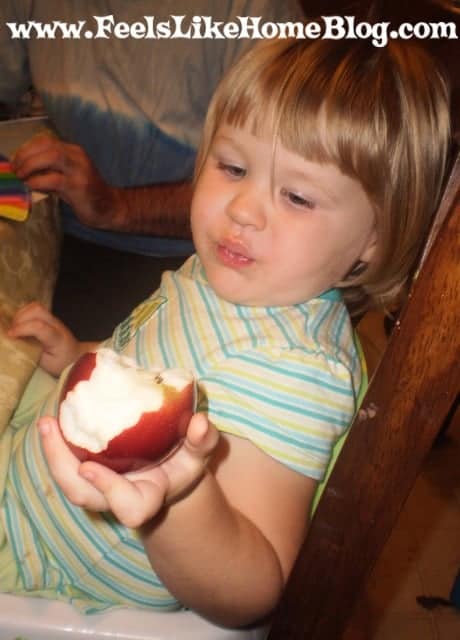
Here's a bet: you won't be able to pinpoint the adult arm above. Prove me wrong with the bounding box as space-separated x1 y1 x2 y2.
109 182 193 238
12 134 193 238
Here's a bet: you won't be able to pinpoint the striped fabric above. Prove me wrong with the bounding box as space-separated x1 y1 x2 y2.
110 256 362 479
0 254 362 612
1 370 181 613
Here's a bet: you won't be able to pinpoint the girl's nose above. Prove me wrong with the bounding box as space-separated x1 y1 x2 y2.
226 187 266 230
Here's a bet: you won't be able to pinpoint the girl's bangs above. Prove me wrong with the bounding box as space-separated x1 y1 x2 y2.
213 39 387 200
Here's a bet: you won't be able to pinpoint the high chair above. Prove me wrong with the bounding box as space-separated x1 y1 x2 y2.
0 146 458 639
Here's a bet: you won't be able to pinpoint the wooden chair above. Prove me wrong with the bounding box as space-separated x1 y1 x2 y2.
267 145 460 640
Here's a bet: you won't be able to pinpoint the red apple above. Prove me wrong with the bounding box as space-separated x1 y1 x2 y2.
58 348 196 472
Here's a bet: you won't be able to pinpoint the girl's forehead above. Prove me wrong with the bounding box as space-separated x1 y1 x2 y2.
213 113 332 169
212 123 334 178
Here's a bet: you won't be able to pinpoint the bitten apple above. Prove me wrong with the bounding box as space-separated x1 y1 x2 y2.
58 348 196 472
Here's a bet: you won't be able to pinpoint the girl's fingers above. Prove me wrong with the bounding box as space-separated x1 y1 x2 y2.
38 417 108 510
148 414 219 504
9 303 58 339
8 318 58 343
184 413 220 458
38 414 219 527
10 301 47 323
79 462 168 528
11 301 62 329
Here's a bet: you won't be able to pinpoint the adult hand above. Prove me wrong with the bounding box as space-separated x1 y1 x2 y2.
12 133 122 229
12 132 194 238
38 412 220 528
8 301 81 376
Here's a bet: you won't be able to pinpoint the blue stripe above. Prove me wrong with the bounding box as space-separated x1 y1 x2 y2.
319 287 341 302
233 352 353 397
3 493 29 588
236 305 258 348
212 407 333 454
157 289 172 368
312 299 334 346
196 280 232 361
206 375 351 427
15 432 160 604
174 275 206 376
266 306 296 347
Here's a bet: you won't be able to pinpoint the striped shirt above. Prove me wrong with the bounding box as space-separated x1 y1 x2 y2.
110 255 362 479
0 254 362 612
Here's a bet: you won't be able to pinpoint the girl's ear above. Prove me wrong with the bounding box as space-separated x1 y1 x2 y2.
359 229 377 265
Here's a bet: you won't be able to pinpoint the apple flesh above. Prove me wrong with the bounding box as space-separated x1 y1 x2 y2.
58 348 196 472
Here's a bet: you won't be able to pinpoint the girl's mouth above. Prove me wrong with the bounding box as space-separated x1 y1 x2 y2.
217 242 254 267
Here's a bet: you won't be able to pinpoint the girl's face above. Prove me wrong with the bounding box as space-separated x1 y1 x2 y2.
191 124 376 307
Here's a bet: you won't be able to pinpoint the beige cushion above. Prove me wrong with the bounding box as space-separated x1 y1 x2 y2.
0 195 61 433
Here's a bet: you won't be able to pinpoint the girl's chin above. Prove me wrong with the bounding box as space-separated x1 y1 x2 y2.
205 269 252 305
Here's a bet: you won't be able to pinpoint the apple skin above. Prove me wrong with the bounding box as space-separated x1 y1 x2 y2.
58 351 195 473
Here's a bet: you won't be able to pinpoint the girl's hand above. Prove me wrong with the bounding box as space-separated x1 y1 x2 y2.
8 302 80 376
38 413 220 528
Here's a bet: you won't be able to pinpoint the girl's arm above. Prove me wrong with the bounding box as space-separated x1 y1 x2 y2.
142 432 316 627
40 413 316 627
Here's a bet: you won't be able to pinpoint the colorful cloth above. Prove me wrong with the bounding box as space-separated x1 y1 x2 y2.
0 154 30 221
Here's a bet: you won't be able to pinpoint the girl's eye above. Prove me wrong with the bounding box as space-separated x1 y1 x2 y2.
217 161 246 178
282 188 315 210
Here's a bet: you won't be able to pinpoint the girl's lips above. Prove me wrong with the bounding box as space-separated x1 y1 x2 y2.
217 242 254 267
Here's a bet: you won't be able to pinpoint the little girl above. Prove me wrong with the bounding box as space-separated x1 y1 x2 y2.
3 36 450 627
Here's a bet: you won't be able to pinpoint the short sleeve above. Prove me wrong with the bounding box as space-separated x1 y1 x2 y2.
198 347 359 480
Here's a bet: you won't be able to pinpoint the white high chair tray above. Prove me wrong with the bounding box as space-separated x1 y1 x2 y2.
0 593 267 640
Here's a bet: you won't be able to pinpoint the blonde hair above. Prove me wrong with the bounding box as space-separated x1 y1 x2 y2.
195 37 451 313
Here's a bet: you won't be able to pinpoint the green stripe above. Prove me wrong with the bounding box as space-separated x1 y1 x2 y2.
235 352 353 396
212 407 332 455
206 375 350 427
